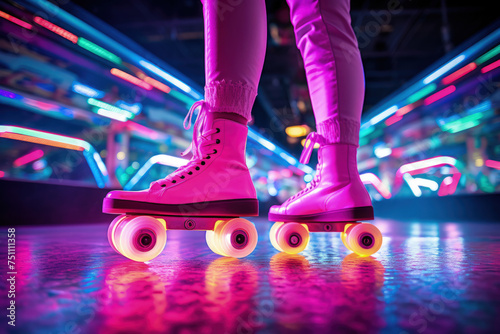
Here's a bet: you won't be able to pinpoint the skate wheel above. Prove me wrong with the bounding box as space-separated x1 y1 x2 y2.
216 218 258 258
114 216 167 262
269 222 284 252
340 223 355 252
346 223 382 257
206 220 226 256
276 223 309 254
108 215 130 254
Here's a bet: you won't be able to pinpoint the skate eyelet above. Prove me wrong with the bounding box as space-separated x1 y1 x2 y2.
216 139 220 144
205 156 211 159
213 149 217 154
180 176 185 179
195 167 200 171
201 161 206 165
188 172 193 175
172 180 176 184
216 128 220 133
161 184 166 187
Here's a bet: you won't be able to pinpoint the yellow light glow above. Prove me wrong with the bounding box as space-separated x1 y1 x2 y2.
301 138 320 148
475 158 484 167
286 125 310 138
117 151 126 160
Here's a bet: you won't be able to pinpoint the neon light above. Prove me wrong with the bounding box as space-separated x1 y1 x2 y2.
413 178 439 191
0 10 32 29
476 44 500 64
374 147 392 158
437 173 461 196
481 59 500 73
367 105 398 126
144 77 171 94
286 125 310 138
385 114 402 126
110 68 152 90
399 156 458 174
280 152 297 165
304 174 313 182
125 154 189 190
441 113 483 133
360 173 392 199
0 171 4 178
139 60 192 94
0 126 108 187
87 98 134 118
485 160 500 169
442 63 477 85
97 108 127 122
423 55 465 84
403 173 422 197
424 85 456 105
13 149 44 167
34 16 78 43
71 82 104 98
77 38 122 64
116 101 142 114
248 130 276 151
0 88 21 99
33 159 47 170
407 84 437 104
396 103 417 116
359 127 374 138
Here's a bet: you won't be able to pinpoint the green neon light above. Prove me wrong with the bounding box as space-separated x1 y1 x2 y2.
87 98 133 118
441 112 484 133
359 127 375 138
407 83 437 104
77 37 122 65
169 89 196 106
476 44 500 64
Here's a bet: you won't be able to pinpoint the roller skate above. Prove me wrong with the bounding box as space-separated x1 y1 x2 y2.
268 133 383 257
103 101 259 262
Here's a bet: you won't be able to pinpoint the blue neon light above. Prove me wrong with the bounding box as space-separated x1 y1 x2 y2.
71 82 104 98
423 55 466 84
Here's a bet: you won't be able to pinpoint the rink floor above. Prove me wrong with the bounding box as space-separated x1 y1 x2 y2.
2 218 500 333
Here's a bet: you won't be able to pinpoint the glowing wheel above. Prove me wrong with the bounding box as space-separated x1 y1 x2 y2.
275 223 309 254
212 218 258 258
340 223 355 252
345 223 382 257
269 222 284 252
113 216 167 262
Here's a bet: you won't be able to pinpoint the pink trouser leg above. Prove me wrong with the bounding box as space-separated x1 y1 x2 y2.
287 0 364 146
202 0 267 122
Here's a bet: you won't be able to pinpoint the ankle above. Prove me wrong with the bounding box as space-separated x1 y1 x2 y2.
210 111 248 125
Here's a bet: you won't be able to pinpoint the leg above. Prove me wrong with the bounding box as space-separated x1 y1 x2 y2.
269 0 372 221
104 0 266 215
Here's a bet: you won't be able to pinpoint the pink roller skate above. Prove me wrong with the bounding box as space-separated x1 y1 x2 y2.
268 133 383 257
103 101 259 262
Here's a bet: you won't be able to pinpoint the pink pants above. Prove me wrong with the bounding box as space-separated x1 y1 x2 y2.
202 0 364 146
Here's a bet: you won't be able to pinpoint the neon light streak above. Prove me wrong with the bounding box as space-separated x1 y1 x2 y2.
399 156 458 174
424 85 456 105
374 147 392 158
77 38 122 65
0 88 20 99
385 114 402 126
71 82 104 98
144 77 171 93
0 10 32 29
116 101 142 114
0 171 4 178
360 173 392 199
396 103 417 116
0 126 108 187
407 84 437 104
125 154 189 190
442 63 477 85
110 68 152 90
87 98 134 118
34 16 78 43
13 149 44 167
280 152 297 165
437 173 461 196
476 44 500 64
423 55 465 84
248 130 276 151
412 178 439 191
403 173 422 197
367 105 398 126
139 60 192 94
485 160 500 169
97 108 127 122
441 113 483 133
359 127 374 138
481 59 500 73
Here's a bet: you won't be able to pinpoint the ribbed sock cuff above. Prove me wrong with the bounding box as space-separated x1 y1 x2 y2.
316 116 360 146
205 80 256 121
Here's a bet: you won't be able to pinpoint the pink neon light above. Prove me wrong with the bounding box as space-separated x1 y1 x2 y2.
385 114 402 126
481 59 500 74
34 16 78 43
360 173 392 199
424 85 456 106
110 69 152 90
0 10 32 30
24 98 59 111
442 63 477 85
13 149 44 167
395 103 417 117
0 171 4 178
144 77 171 93
485 159 500 169
437 173 461 196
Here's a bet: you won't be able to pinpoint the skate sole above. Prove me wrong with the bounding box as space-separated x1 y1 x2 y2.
268 206 374 223
103 197 259 217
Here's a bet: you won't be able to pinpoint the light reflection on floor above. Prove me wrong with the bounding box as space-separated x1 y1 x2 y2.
2 218 500 333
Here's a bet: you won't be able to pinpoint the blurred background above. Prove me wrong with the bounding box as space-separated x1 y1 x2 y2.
0 0 499 223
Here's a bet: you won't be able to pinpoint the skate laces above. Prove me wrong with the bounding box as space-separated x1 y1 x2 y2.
155 101 219 187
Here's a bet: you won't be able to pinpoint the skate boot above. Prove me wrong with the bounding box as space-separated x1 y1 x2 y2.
268 132 382 256
103 101 259 261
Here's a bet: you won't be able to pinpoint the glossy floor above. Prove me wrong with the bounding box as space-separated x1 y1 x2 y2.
2 218 500 334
